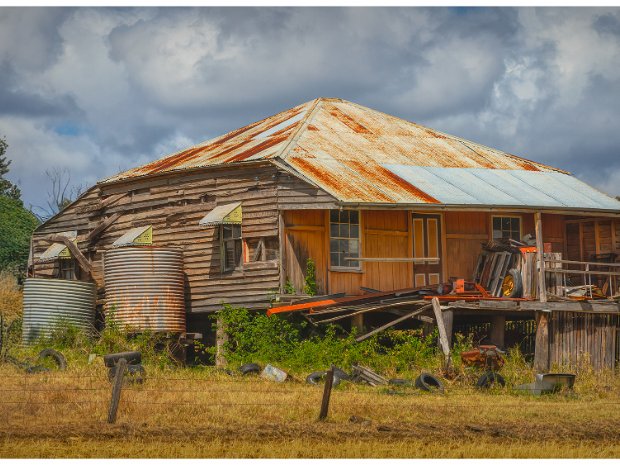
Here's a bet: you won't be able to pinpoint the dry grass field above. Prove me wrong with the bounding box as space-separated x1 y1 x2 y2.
0 362 619 458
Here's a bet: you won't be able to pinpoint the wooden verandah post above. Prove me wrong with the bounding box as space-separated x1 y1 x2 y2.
533 211 550 372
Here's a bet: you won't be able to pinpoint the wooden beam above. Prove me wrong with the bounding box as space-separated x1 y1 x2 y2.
46 234 93 277
443 309 454 348
431 297 451 365
215 313 228 368
579 223 584 262
490 315 506 348
365 228 408 237
347 257 440 263
83 212 122 244
535 212 547 303
534 311 550 372
252 238 265 262
355 305 430 342
278 211 286 293
79 192 126 213
283 225 325 232
351 313 364 333
520 300 620 313
445 233 488 240
594 220 601 255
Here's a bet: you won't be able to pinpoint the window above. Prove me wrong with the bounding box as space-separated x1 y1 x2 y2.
492 216 521 241
57 258 80 280
246 237 279 262
329 209 360 269
221 224 242 272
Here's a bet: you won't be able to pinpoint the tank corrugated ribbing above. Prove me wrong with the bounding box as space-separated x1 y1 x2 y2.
104 247 186 333
22 278 96 344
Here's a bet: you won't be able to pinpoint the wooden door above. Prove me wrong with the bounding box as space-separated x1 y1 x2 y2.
363 211 411 292
283 211 327 295
412 213 443 287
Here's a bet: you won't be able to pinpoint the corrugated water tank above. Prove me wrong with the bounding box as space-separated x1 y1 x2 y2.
22 278 96 344
104 247 186 333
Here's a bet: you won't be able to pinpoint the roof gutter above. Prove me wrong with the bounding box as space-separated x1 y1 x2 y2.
336 202 620 217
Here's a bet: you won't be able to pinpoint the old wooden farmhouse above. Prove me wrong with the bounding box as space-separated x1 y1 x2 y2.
27 97 620 370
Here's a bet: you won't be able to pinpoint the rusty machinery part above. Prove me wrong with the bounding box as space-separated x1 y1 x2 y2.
107 363 147 384
436 282 453 295
460 345 505 371
103 351 142 368
501 269 523 298
36 349 67 371
414 373 445 392
437 279 478 296
239 363 261 375
476 371 506 389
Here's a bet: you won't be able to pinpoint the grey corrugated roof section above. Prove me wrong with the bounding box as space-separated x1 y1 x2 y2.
383 165 620 212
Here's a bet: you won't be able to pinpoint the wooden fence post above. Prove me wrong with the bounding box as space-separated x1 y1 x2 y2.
318 365 335 421
108 358 127 424
431 297 452 368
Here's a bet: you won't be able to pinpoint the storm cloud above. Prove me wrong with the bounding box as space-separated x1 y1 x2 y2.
1 7 619 209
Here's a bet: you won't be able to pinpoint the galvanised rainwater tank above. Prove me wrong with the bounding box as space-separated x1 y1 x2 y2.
22 278 96 344
103 247 186 333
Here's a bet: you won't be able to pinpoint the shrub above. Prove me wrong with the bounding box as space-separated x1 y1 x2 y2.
303 259 317 296
0 271 22 322
213 305 442 374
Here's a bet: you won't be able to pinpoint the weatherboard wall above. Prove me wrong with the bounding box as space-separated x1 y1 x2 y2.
31 164 304 313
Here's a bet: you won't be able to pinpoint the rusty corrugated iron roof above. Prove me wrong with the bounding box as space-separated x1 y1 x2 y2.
102 100 315 183
100 98 620 210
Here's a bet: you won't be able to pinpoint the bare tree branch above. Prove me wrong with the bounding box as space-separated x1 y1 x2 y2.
33 168 85 221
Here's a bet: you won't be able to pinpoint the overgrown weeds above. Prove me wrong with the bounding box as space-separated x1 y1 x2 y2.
0 271 22 322
214 305 473 377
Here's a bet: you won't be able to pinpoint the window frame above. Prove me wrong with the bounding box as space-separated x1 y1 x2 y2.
56 257 80 281
328 209 362 272
244 236 279 263
220 223 243 273
491 215 522 242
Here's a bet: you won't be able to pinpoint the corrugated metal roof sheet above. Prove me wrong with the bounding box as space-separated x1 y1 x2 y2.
37 231 77 263
112 225 152 247
100 97 620 212
383 165 620 210
102 101 314 183
199 202 242 226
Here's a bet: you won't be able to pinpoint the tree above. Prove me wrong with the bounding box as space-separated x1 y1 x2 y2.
0 137 21 202
33 167 85 221
0 137 40 278
0 196 39 277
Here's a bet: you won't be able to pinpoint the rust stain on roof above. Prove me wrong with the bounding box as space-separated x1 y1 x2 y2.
224 134 289 163
343 160 440 204
424 128 448 140
329 107 371 134
101 97 572 206
288 156 393 203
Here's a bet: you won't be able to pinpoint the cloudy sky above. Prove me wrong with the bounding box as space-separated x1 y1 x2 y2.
1 6 620 210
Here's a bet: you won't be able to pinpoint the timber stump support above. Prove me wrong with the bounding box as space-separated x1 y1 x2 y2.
533 211 550 372
490 315 506 349
351 313 364 334
534 311 550 372
215 313 228 368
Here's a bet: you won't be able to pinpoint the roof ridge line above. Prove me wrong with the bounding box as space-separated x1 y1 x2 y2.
275 98 323 162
